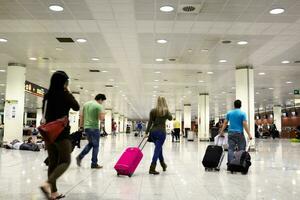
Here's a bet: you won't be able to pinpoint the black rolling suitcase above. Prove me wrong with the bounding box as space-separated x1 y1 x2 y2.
202 142 224 171
228 142 251 174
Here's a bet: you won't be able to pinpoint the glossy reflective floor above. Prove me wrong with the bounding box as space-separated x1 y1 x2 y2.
0 134 299 200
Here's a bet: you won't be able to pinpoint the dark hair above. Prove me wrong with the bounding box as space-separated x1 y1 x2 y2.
95 94 106 101
48 71 69 95
234 100 242 108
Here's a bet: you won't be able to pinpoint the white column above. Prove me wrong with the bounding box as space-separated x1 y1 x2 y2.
273 105 282 133
3 63 26 142
236 66 255 147
183 104 191 136
105 109 112 134
119 115 124 132
36 108 43 127
69 94 80 133
24 112 27 126
175 109 182 132
113 112 120 132
198 93 210 141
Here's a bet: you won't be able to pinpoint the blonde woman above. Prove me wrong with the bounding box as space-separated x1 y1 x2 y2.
145 96 172 175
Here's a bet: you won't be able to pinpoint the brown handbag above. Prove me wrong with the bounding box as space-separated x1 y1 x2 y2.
38 100 69 144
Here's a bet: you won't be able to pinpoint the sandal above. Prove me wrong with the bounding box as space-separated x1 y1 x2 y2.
52 194 66 200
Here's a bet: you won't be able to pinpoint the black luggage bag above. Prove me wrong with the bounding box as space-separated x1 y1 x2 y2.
202 144 224 171
227 143 251 174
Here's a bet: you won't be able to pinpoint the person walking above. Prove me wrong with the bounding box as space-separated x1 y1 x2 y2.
112 119 117 136
145 96 172 175
173 118 181 142
40 71 80 200
219 100 253 168
76 94 106 169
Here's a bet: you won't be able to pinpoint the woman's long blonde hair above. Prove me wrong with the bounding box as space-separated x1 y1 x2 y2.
155 96 169 117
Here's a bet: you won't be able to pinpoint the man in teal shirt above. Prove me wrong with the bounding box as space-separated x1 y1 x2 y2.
76 94 106 169
220 100 253 165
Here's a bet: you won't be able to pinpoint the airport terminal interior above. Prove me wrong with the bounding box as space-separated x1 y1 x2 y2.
0 0 300 199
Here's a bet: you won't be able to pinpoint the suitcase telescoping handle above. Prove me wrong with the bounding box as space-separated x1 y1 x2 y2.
137 136 148 150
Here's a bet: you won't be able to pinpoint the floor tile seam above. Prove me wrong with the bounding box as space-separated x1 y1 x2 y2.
137 174 145 200
96 175 117 198
168 173 180 200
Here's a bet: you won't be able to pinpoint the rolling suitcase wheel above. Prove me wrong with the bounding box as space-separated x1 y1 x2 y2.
117 173 120 176
128 174 132 177
215 168 220 171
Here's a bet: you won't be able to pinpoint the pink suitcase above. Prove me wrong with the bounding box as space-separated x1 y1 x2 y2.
114 137 147 177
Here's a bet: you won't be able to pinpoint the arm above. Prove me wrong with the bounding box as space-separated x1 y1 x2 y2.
243 121 253 140
67 92 80 111
219 120 228 135
98 106 105 122
145 111 154 135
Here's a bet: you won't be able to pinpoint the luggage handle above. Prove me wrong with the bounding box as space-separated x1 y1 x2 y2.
137 136 147 150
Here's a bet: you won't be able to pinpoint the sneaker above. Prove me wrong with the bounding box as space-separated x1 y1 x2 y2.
76 156 81 167
91 164 103 169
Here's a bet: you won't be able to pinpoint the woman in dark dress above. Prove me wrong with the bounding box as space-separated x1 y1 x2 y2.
40 71 80 199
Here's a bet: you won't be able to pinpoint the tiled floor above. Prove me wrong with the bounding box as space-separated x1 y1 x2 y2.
0 134 300 200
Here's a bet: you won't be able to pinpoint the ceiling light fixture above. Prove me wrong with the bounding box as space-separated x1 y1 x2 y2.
55 47 63 51
76 38 87 43
0 38 8 43
188 49 193 53
155 58 164 62
156 39 167 44
237 41 248 45
153 86 158 88
109 79 114 82
102 70 108 73
286 81 293 84
198 80 204 83
207 71 214 75
154 80 159 82
29 57 37 61
269 8 285 15
155 71 161 74
91 57 100 61
269 87 274 90
219 59 227 63
160 5 174 12
0 69 5 73
258 72 266 75
49 5 64 12
201 49 209 52
281 60 290 64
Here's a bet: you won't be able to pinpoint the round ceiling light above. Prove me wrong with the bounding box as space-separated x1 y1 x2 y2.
160 5 174 12
102 70 108 73
49 5 64 12
258 72 266 75
269 87 274 90
55 47 63 51
155 58 164 62
286 81 293 84
155 71 161 74
91 57 100 61
0 38 8 43
269 8 285 15
207 71 214 75
76 38 87 43
237 41 248 45
281 60 290 64
154 80 159 82
156 39 167 44
0 69 6 73
219 59 227 63
29 57 37 61
198 80 204 83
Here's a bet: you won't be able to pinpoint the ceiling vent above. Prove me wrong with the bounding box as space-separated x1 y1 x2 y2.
105 85 114 88
56 37 74 43
168 58 177 62
294 61 300 64
89 69 100 72
178 4 203 14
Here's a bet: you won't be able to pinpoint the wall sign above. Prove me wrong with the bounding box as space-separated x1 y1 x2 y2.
25 81 48 97
4 100 18 120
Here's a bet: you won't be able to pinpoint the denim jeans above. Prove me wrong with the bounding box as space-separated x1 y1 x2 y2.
228 132 246 163
78 129 100 166
150 130 166 165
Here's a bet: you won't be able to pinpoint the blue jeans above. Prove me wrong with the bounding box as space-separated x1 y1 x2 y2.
150 130 166 165
228 132 246 163
78 129 100 166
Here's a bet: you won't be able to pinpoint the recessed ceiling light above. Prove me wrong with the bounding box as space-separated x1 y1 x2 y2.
55 47 63 51
122 94 126 97
49 5 64 12
50 70 56 73
0 69 5 73
258 72 266 75
269 87 274 90
109 79 114 81
281 60 290 64
0 38 8 43
286 81 293 84
102 70 108 73
29 57 37 61
231 87 235 89
207 71 214 75
76 38 87 43
91 57 100 61
269 8 285 15
153 86 158 88
156 39 167 44
198 80 204 83
153 94 157 97
256 92 260 94
188 49 193 53
201 49 209 52
0 84 5 87
154 80 159 82
237 41 248 45
155 58 164 62
160 5 174 12
222 91 226 94
219 59 227 63
155 71 161 74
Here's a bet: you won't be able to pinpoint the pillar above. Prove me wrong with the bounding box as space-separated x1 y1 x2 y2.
3 63 26 142
183 104 191 137
105 109 112 134
36 108 42 127
175 109 182 133
69 93 80 133
119 115 124 132
273 105 282 133
24 112 27 126
198 93 210 141
113 112 119 132
236 66 255 147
